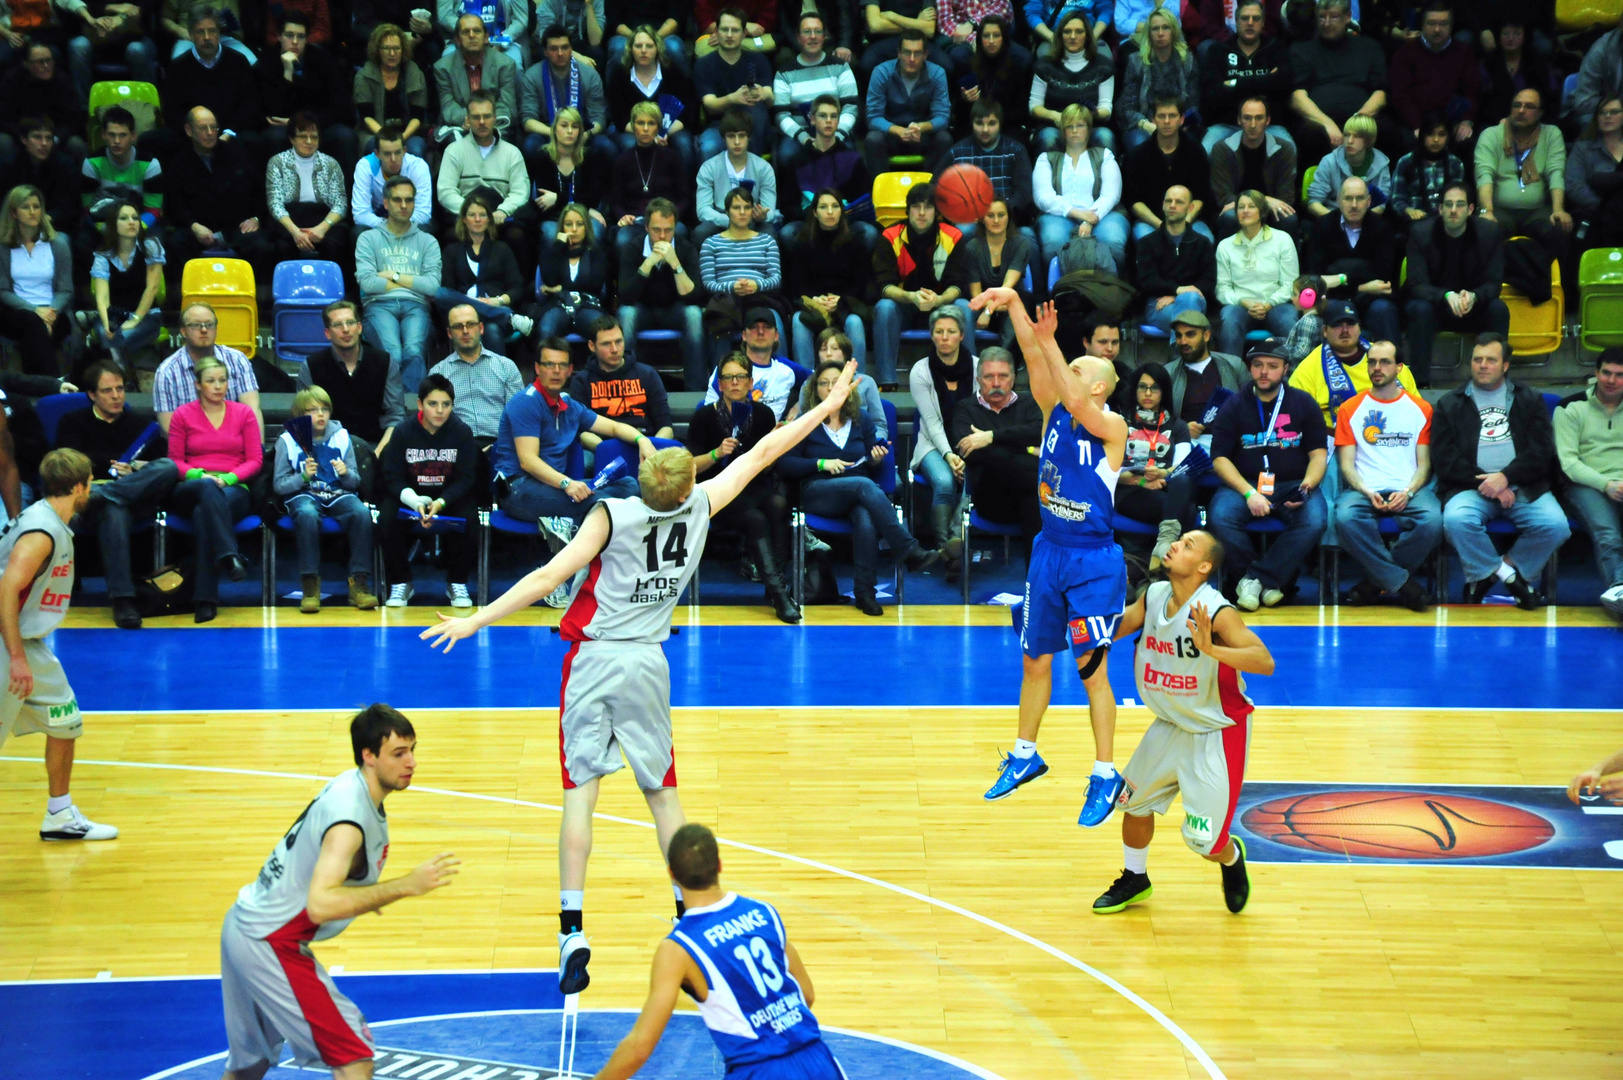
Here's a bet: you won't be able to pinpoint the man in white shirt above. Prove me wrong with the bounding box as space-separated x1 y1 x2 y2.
352 127 433 230
1332 340 1440 610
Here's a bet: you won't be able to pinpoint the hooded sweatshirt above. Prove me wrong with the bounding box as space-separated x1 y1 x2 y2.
355 222 442 309
381 410 480 508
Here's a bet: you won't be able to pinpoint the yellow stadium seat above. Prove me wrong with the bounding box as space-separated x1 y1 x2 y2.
873 172 923 227
1503 261 1563 358
182 258 258 359
1556 0 1615 30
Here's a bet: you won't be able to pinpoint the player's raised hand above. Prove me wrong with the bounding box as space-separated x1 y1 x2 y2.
421 613 480 653
405 852 461 895
1032 301 1058 341
821 360 857 411
1186 602 1214 654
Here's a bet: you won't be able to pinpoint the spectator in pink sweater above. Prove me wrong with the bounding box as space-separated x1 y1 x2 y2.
167 357 264 622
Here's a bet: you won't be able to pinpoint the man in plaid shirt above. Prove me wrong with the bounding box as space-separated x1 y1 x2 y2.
941 99 1034 232
152 303 264 438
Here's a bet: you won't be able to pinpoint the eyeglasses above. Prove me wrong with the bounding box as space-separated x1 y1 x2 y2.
718 373 751 383
293 131 319 140
448 321 481 331
537 361 571 370
184 320 217 330
327 320 360 330
1600 108 1623 117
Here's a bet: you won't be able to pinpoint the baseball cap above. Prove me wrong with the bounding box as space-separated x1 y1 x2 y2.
1170 310 1210 330
743 306 777 327
1245 336 1289 362
1323 299 1360 325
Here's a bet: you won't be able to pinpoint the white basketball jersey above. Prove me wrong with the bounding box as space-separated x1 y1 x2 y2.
561 489 712 644
1134 580 1254 734
230 769 390 942
0 500 75 639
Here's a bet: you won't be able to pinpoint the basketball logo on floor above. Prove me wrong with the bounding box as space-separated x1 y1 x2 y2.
1233 783 1620 868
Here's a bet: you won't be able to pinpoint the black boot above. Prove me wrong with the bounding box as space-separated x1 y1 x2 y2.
752 537 801 624
930 504 964 582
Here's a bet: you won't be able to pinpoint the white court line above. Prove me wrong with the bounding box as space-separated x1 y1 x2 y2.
134 1008 1010 1080
61 703 1623 716
0 756 1226 1080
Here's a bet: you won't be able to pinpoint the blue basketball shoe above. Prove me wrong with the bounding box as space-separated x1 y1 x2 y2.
1077 770 1125 826
984 750 1048 800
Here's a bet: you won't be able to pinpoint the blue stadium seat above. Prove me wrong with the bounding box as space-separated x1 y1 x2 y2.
155 510 273 605
36 392 91 445
793 400 905 606
272 260 344 364
269 508 388 599
957 469 1024 603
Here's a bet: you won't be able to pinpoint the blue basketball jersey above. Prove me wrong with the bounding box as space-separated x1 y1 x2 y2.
1037 404 1120 546
668 893 824 1069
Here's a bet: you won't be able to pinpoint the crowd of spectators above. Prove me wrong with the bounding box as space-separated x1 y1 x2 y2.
0 0 1615 621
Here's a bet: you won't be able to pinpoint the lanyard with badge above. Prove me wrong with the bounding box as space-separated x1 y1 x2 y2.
1255 390 1283 497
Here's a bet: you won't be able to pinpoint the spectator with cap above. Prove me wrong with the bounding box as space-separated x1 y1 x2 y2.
1207 335 1328 611
701 307 810 421
1403 181 1509 390
1161 309 1245 447
1332 339 1440 611
1555 348 1623 618
1432 332 1567 609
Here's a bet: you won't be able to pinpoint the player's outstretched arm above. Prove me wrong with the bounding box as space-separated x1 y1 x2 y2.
972 288 1060 412
1189 604 1275 677
1569 748 1623 805
591 940 690 1080
304 823 460 925
420 505 613 652
1114 591 1148 641
699 360 856 514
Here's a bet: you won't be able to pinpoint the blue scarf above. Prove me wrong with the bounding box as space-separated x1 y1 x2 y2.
543 58 581 124
1319 338 1368 415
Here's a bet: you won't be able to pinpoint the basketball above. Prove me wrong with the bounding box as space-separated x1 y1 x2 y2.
1241 790 1555 859
934 164 995 225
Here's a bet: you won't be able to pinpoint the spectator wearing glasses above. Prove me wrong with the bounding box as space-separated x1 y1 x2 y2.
354 23 430 157
427 303 525 444
0 43 88 170
152 302 263 436
57 362 179 630
294 300 404 450
163 106 276 289
252 16 358 172
357 174 442 398
1474 86 1572 257
265 113 351 271
1565 97 1623 248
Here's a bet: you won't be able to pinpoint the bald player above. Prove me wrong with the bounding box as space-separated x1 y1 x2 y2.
1093 529 1274 915
972 288 1131 828
423 361 859 998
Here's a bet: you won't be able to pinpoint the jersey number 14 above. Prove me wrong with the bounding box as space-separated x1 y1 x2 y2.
643 522 690 572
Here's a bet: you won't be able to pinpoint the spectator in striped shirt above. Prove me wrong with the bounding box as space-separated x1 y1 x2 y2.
772 12 860 199
701 187 785 361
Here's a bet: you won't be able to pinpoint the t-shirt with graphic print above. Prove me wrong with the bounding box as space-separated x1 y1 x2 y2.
1333 387 1431 494
1465 379 1515 476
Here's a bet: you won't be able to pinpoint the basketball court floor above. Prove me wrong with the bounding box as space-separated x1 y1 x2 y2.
2 603 1620 1080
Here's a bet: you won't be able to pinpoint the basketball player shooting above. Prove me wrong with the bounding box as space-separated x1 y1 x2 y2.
1093 531 1274 916
969 288 1131 829
422 361 858 997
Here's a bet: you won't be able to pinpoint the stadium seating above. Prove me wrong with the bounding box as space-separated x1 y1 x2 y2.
271 261 345 364
873 172 924 226
35 393 91 445
1502 260 1564 359
182 258 259 359
87 80 160 153
155 509 274 605
1579 248 1623 352
477 443 584 606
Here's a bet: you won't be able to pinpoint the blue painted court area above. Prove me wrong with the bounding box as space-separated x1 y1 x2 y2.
0 972 1000 1080
52 623 1623 713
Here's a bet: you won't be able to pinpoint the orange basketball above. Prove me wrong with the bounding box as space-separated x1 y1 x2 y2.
934 164 995 225
1241 790 1555 860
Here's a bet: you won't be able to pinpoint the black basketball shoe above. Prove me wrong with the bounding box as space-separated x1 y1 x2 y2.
1501 571 1543 610
1220 837 1250 914
1092 869 1153 914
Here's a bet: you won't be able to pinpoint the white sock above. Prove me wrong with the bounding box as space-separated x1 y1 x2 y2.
1220 843 1240 866
1012 739 1037 759
1092 760 1116 778
560 889 584 912
1494 561 1517 582
672 884 684 903
46 794 71 815
1123 844 1148 874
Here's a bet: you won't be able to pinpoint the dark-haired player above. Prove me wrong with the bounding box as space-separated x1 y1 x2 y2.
1093 530 1274 915
971 288 1129 829
217 705 460 1080
590 823 842 1080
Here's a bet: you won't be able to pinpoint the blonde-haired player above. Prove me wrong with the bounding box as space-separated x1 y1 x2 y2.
424 361 860 996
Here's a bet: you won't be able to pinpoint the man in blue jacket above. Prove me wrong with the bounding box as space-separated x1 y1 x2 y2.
862 32 951 179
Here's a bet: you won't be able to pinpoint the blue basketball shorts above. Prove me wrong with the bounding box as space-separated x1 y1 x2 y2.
728 1039 846 1080
1018 533 1127 661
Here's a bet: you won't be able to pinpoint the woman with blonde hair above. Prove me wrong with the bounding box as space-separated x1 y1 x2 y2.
435 192 530 352
1032 103 1129 270
537 202 612 338
0 185 73 378
531 106 610 245
1119 2 1199 154
606 24 697 172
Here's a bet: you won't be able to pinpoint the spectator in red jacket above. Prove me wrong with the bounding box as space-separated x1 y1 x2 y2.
1389 2 1480 151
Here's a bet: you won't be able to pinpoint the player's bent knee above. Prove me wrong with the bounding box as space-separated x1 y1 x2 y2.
1076 646 1108 681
